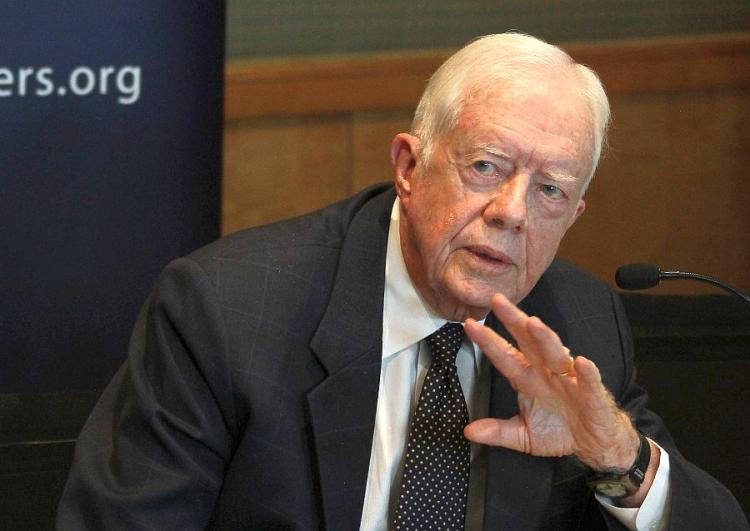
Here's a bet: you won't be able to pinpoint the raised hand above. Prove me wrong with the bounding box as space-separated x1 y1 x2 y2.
463 293 641 473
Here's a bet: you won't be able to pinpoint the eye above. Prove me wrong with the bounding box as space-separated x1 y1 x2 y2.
471 160 508 177
540 184 564 199
471 160 497 176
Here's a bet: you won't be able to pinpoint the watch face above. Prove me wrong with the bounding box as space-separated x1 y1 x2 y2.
595 481 628 498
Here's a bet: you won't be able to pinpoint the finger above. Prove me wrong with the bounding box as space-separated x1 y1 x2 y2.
489 293 539 363
491 293 570 374
525 316 576 376
464 416 528 453
464 319 530 383
490 293 531 340
573 356 605 394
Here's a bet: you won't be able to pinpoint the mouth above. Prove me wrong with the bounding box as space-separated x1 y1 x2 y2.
464 245 515 268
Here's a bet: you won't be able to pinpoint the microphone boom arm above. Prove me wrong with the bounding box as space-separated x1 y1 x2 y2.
659 270 750 306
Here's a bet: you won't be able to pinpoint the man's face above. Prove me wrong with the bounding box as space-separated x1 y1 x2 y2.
393 79 593 321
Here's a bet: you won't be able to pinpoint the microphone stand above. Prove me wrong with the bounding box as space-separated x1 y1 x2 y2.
616 263 750 308
658 270 750 307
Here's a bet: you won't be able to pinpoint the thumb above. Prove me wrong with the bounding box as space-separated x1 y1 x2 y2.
464 416 528 452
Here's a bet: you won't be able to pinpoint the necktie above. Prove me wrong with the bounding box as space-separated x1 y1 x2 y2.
393 322 470 530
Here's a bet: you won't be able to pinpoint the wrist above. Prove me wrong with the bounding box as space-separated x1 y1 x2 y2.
619 439 660 507
586 431 653 501
577 412 640 472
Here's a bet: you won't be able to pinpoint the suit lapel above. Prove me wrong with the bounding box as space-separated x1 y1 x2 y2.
482 275 570 530
307 187 395 530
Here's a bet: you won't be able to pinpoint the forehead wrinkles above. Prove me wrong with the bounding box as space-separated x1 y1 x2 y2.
452 85 595 173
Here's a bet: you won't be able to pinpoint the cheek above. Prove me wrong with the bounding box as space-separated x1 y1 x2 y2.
409 205 458 275
410 181 488 271
525 221 569 271
422 197 473 247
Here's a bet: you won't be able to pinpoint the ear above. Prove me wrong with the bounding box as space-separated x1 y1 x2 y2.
391 133 421 203
566 198 586 230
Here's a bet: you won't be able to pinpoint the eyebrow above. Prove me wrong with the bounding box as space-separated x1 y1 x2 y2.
473 143 512 160
542 170 578 183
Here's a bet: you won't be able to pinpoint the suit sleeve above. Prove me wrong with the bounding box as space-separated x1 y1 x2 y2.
56 258 236 530
603 291 749 530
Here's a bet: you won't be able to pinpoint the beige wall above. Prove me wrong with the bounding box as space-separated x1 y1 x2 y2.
223 34 750 294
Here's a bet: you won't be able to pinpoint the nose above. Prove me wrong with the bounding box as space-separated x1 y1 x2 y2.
483 174 529 231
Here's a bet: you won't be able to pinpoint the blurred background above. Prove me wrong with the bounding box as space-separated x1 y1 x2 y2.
223 0 750 294
2 1 749 528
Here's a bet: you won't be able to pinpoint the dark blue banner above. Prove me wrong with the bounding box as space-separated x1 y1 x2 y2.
0 2 225 393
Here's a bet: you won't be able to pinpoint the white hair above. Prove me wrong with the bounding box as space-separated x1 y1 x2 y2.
411 33 610 187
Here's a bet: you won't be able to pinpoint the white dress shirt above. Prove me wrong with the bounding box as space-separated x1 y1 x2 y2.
359 199 671 530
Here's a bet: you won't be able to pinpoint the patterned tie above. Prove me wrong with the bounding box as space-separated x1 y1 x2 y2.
393 322 471 530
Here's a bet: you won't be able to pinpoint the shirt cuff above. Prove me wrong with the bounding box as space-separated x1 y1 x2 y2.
596 440 672 531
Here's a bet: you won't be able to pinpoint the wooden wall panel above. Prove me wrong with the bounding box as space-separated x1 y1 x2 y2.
559 89 750 293
223 117 351 234
225 34 750 120
225 52 447 120
223 34 750 293
350 111 413 190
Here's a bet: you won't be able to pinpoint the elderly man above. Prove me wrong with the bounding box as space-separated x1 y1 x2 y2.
58 33 746 530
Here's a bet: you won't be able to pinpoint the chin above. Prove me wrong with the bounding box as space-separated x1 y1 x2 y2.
446 279 512 317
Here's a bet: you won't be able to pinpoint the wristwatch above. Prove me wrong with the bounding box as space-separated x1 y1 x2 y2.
586 431 651 499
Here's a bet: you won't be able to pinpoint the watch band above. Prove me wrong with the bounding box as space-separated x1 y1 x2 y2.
586 431 651 499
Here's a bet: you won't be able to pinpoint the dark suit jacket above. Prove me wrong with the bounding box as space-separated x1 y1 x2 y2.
57 184 748 530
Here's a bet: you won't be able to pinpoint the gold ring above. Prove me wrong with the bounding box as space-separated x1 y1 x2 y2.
555 352 575 376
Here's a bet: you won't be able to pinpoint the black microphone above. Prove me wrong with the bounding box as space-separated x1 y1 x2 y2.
615 263 750 307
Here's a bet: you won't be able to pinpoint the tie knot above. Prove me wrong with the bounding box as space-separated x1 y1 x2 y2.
426 322 465 367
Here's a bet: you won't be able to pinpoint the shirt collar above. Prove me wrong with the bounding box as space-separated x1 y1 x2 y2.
383 198 484 370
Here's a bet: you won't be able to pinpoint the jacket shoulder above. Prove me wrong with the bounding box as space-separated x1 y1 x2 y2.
542 259 614 298
152 183 394 331
189 182 394 267
522 259 619 321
